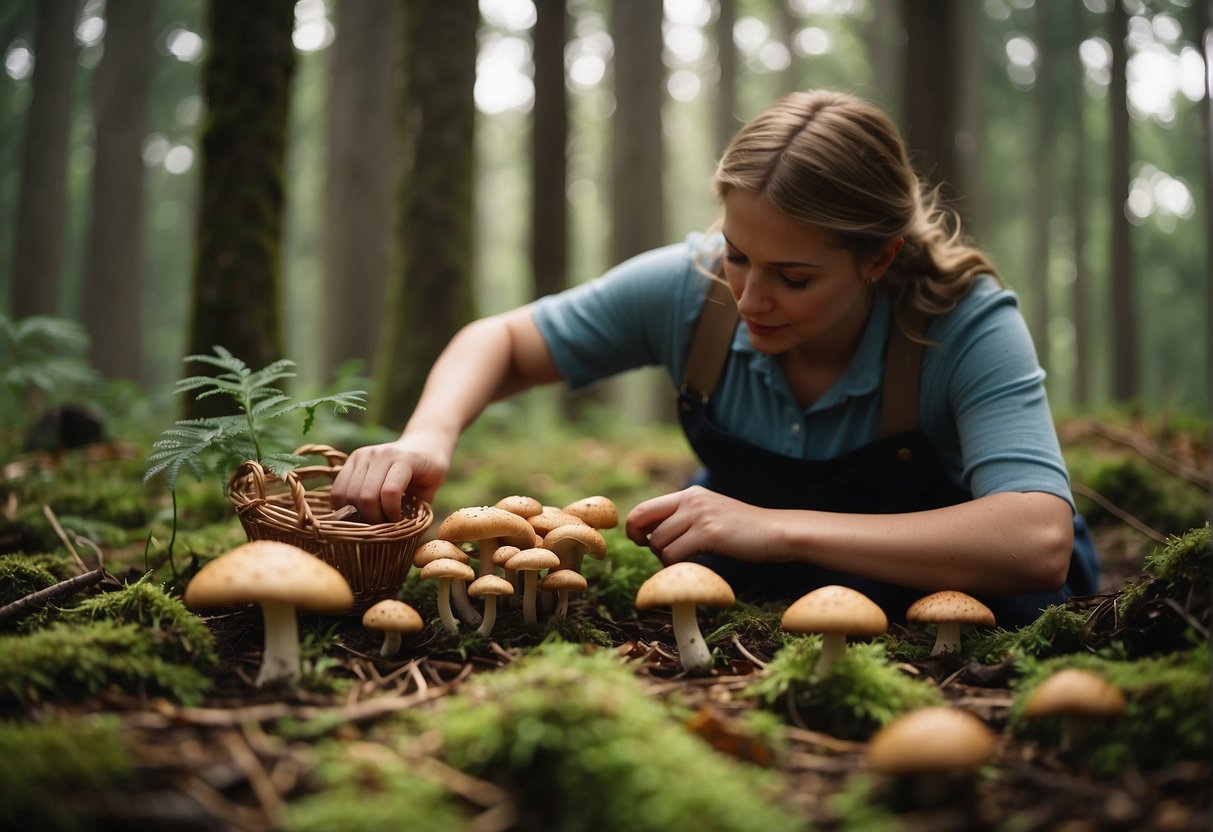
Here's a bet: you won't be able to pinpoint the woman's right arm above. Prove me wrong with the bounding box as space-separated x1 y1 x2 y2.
330 306 560 523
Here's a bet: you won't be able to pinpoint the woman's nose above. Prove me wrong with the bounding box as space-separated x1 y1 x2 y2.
734 270 771 315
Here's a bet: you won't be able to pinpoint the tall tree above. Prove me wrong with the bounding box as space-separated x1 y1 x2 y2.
1202 0 1212 421
10 0 75 318
321 0 396 380
714 0 739 159
370 1 477 425
901 0 963 206
1068 1 1092 405
530 0 569 301
1107 0 1136 401
80 0 155 382
185 0 297 418
1027 1 1055 374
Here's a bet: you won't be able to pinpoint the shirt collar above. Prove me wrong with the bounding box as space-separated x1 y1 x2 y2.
731 291 891 413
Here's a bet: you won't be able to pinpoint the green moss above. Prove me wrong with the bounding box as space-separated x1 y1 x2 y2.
1009 647 1210 775
1142 523 1209 593
419 642 802 832
966 604 1090 665
583 528 661 621
0 556 60 606
1070 455 1206 535
0 716 134 831
0 619 213 706
745 638 943 740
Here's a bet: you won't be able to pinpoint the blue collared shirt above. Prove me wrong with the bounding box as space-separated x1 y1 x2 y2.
530 234 1073 506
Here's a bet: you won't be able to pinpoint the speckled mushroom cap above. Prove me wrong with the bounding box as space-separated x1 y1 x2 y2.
867 706 996 775
1024 669 1127 719
541 569 588 593
495 495 543 518
505 547 561 573
183 540 354 614
561 495 618 529
419 557 475 582
906 590 995 627
528 507 589 538
468 574 515 598
781 585 888 636
362 599 424 633
414 539 470 568
491 545 522 569
635 562 735 610
543 524 607 563
437 505 536 548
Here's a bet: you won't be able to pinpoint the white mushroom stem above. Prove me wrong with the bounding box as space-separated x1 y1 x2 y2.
671 603 713 676
478 539 497 576
931 622 962 656
522 571 540 626
436 579 460 636
477 596 500 638
379 631 402 658
450 578 481 626
814 633 847 677
553 590 570 621
255 600 301 687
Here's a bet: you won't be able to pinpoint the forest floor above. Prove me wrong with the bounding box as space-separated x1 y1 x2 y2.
0 412 1209 831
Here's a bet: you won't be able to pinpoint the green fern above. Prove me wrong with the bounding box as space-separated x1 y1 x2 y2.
144 346 367 492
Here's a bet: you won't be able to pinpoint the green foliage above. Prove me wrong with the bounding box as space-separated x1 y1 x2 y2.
704 601 786 649
966 605 1091 665
0 314 99 409
1009 647 1210 776
0 716 134 831
745 638 943 740
0 555 61 606
0 618 214 706
1141 523 1209 594
144 346 367 492
1070 454 1206 535
283 740 469 832
582 527 661 620
421 642 801 832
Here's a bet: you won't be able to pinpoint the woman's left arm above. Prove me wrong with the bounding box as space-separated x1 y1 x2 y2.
626 487 1073 596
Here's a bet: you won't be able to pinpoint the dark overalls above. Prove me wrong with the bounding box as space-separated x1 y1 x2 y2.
678 281 1099 626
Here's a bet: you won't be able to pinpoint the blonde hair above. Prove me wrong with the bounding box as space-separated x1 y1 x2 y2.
712 90 998 334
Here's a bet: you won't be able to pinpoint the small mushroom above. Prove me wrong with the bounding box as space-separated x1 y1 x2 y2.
495 494 543 519
183 540 353 687
468 574 514 638
1023 668 1126 753
541 568 587 622
905 590 996 656
419 557 475 636
635 562 735 676
780 585 888 677
504 547 560 625
561 495 618 529
543 523 607 572
414 539 479 625
528 506 589 539
361 599 424 657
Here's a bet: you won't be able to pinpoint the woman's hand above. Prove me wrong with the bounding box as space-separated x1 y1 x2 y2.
625 486 780 566
330 435 451 524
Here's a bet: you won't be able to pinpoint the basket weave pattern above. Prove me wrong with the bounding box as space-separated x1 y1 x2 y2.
226 444 432 611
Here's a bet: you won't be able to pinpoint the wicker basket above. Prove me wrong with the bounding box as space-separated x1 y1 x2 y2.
226 443 432 612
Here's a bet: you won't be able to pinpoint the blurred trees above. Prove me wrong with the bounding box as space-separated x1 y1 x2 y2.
530 0 569 301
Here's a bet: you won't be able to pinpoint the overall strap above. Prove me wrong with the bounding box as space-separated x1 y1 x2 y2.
680 278 740 404
880 307 928 436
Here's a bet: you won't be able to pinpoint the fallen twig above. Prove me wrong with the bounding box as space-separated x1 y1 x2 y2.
0 567 110 625
1084 418 1210 490
1070 482 1168 543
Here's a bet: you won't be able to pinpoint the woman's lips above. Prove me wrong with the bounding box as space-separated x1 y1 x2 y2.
744 319 784 338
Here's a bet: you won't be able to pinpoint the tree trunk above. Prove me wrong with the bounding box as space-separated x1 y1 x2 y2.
1028 0 1054 374
184 0 297 419
1107 0 1136 402
901 0 961 203
714 0 739 158
531 0 569 301
10 0 75 318
370 0 477 426
321 0 396 381
1201 0 1212 425
1069 1 1092 406
81 0 155 382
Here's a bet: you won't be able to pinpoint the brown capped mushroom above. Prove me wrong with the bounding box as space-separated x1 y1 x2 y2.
867 706 996 775
543 523 607 572
1023 668 1126 753
561 495 618 529
906 590 996 656
635 562 735 676
468 574 514 638
505 547 560 625
437 506 536 580
419 557 475 636
362 599 424 657
528 506 589 538
414 539 479 625
541 568 588 622
781 585 887 677
495 494 543 518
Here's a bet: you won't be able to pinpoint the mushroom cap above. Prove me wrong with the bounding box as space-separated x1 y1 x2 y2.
561 495 618 529
468 574 515 598
505 547 561 573
437 505 536 548
183 540 353 614
906 590 996 627
362 599 424 633
781 585 888 636
491 544 522 568
635 562 735 610
414 539 470 567
541 568 588 593
1024 668 1127 719
528 507 589 538
495 494 543 518
419 557 475 582
867 707 996 775
543 524 607 561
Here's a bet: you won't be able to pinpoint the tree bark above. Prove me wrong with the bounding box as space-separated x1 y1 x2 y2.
901 0 962 204
1028 0 1054 374
185 0 297 419
714 0 739 159
1107 0 1136 402
81 0 155 382
531 0 569 301
1069 1 1092 405
370 0 477 425
10 0 76 318
321 0 396 381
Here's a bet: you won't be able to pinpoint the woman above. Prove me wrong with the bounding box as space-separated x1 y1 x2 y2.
331 90 1098 624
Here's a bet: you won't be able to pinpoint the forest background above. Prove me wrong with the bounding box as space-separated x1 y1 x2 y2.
0 0 1209 442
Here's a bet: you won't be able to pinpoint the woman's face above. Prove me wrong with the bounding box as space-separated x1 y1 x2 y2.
721 189 890 362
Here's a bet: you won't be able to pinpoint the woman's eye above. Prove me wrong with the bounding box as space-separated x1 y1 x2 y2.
723 250 746 265
779 273 810 289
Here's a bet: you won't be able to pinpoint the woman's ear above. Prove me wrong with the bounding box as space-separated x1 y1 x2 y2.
865 237 904 283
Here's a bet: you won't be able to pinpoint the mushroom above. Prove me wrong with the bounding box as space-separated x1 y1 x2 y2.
561 495 618 530
361 599 424 657
437 505 536 582
867 706 996 776
527 506 589 539
183 540 353 687
780 585 888 677
414 539 479 625
543 523 607 573
468 574 514 638
419 557 475 636
635 562 736 676
906 590 995 656
495 494 543 519
504 547 560 625
1023 668 1126 753
541 568 587 622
